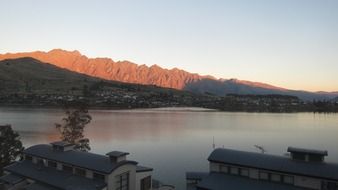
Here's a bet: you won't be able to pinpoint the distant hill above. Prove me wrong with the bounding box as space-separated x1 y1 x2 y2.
1 49 337 100
0 57 191 96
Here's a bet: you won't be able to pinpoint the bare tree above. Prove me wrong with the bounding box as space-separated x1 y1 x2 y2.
55 102 92 152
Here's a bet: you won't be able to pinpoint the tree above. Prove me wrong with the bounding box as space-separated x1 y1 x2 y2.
0 125 24 175
55 102 92 152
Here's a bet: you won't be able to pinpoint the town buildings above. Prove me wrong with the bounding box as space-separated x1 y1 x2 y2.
0 141 153 190
187 147 338 190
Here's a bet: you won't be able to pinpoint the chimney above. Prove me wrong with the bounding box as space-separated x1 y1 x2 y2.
51 141 75 152
106 151 129 163
287 147 328 162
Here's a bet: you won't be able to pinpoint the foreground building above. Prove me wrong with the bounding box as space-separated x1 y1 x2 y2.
187 147 338 190
0 141 153 190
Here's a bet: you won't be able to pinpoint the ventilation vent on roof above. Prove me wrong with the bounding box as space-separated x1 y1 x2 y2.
50 141 74 152
106 151 129 163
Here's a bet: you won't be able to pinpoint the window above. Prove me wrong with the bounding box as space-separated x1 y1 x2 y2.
240 168 249 177
308 154 323 162
48 161 57 168
259 171 269 180
271 173 281 182
93 173 105 181
219 165 228 173
141 176 151 190
36 158 45 166
292 153 306 161
322 181 337 190
75 168 86 177
26 155 32 161
283 175 294 184
116 172 129 190
230 167 239 175
63 165 73 173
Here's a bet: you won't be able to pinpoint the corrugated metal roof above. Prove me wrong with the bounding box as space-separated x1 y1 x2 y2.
23 144 137 174
186 172 209 180
5 161 106 190
208 148 338 181
25 183 59 190
197 173 306 190
0 173 24 185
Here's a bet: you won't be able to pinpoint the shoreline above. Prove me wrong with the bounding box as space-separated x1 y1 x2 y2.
1 104 337 114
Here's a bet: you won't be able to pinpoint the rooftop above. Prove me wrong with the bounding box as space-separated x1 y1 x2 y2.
50 141 74 147
208 148 338 181
23 144 138 174
196 173 306 190
106 151 129 157
136 165 154 173
4 161 106 190
287 147 328 156
186 172 209 180
0 173 24 185
25 183 59 190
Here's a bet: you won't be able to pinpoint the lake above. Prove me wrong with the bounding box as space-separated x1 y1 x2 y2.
1 107 338 189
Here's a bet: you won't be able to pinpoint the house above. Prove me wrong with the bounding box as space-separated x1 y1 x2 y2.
186 147 338 190
0 141 153 190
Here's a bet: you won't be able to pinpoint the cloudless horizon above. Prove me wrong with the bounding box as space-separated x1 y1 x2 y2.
1 0 337 92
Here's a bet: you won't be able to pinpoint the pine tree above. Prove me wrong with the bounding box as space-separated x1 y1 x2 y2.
0 125 24 175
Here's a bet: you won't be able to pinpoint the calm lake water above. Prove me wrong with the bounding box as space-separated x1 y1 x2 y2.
1 107 338 189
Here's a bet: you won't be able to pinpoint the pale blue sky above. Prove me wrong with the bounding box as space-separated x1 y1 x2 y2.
1 0 337 91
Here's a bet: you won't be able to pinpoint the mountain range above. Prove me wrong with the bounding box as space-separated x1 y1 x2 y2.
0 57 190 95
0 49 337 100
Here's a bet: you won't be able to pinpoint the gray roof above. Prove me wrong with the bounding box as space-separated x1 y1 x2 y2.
51 141 74 147
186 172 209 180
136 166 153 173
106 151 129 157
287 147 328 156
197 173 306 190
25 183 59 190
23 144 137 174
5 161 106 190
0 174 24 185
208 148 338 181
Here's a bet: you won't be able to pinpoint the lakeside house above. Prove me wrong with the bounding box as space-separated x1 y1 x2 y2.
0 141 153 190
187 147 338 190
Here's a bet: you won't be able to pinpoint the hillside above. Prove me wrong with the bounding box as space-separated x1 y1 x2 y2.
0 57 190 96
0 49 210 90
1 49 337 100
1 58 338 112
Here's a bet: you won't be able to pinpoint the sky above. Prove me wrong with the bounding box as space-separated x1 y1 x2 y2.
0 0 337 92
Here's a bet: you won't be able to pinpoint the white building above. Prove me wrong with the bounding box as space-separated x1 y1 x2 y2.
187 147 338 190
0 141 153 190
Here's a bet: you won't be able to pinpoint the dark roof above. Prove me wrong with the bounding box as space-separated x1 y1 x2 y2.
287 147 328 156
23 144 137 174
51 141 74 147
136 166 153 173
0 174 24 185
186 172 209 180
197 173 306 190
106 151 129 157
208 148 338 181
25 183 59 190
5 161 106 190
